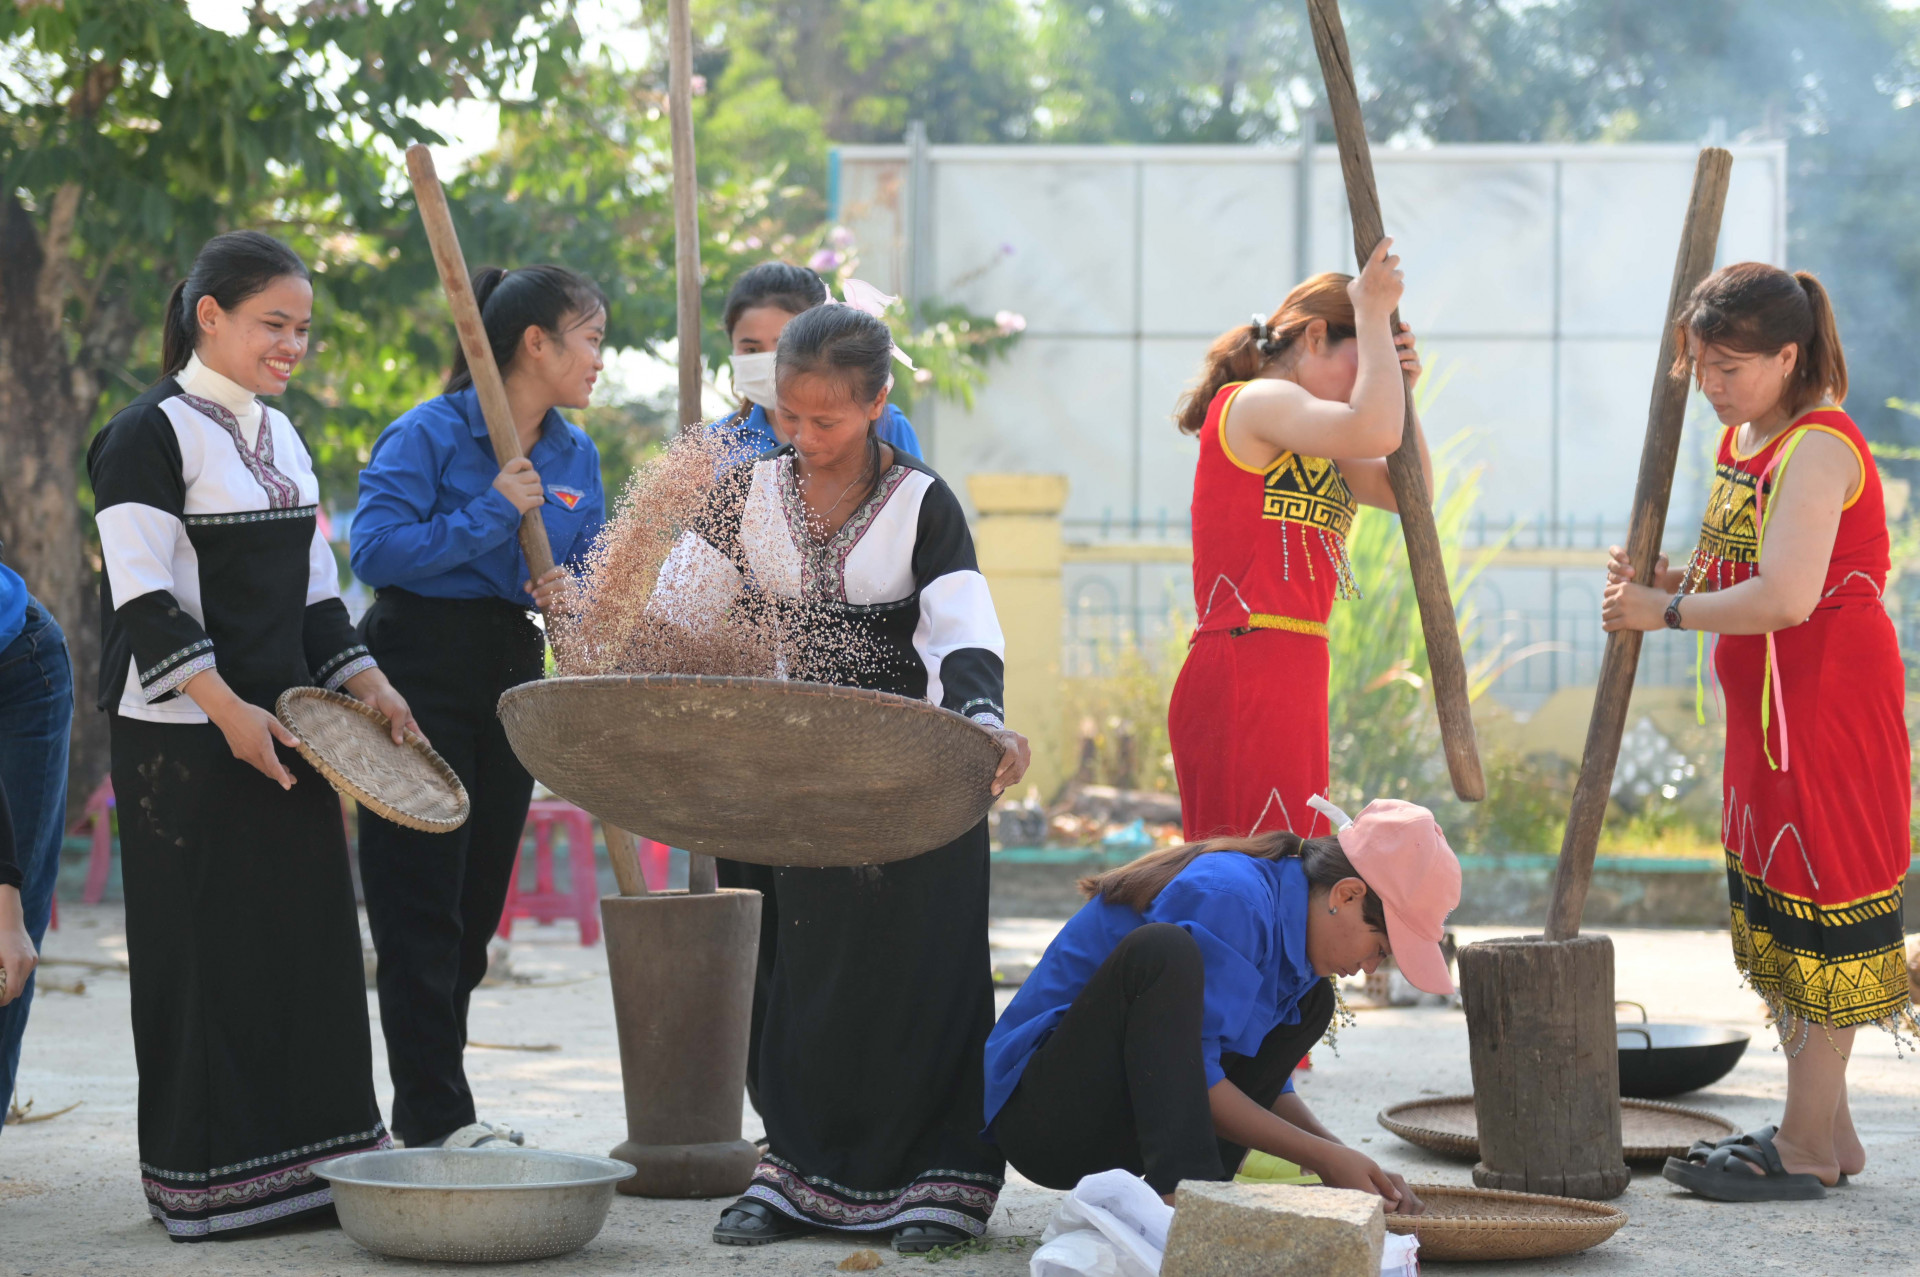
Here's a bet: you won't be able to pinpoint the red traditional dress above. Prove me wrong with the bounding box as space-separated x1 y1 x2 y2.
1683 406 1912 1028
1169 381 1358 841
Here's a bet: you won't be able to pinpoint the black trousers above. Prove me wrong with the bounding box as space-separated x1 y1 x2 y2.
714 858 778 1117
994 923 1335 1195
356 588 544 1146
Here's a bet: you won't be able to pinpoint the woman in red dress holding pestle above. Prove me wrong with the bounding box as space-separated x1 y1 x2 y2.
1168 239 1430 841
1605 263 1911 1202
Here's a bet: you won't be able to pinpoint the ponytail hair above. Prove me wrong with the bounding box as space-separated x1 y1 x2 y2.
446 264 609 393
1080 828 1388 931
1670 262 1848 411
1175 273 1357 435
723 260 829 336
160 230 310 378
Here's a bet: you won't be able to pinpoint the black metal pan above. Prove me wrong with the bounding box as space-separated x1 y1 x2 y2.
1615 1001 1750 1098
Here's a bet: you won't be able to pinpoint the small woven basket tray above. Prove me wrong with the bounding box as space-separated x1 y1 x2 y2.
1385 1185 1626 1262
277 688 470 833
1379 1094 1738 1163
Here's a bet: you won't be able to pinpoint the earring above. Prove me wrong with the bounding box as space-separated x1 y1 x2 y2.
1327 907 1338 916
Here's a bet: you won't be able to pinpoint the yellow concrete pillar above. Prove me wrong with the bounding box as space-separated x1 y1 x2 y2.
967 474 1068 799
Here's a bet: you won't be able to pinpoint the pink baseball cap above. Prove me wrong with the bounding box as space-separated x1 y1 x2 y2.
1331 798 1462 996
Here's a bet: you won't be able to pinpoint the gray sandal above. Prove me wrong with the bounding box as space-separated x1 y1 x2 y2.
1663 1129 1828 1201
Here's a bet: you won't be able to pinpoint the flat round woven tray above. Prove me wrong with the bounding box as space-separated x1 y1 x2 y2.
1379 1094 1738 1163
496 675 1002 866
1385 1185 1626 1262
277 688 470 833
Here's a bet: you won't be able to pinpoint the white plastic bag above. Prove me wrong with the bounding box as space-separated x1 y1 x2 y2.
1382 1231 1421 1275
1030 1170 1172 1277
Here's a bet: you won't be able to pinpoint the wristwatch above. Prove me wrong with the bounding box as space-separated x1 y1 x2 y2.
1663 593 1686 630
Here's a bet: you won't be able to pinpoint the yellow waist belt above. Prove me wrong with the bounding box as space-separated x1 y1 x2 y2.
1242 613 1329 638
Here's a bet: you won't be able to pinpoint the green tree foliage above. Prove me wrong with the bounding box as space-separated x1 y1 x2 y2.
0 0 576 803
1028 0 1920 440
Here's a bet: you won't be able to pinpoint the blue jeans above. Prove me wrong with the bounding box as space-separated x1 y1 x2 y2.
0 597 73 1125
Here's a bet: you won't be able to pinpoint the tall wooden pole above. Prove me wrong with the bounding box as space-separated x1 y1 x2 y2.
667 0 717 895
405 145 557 606
1544 149 1732 940
668 0 703 432
1306 0 1483 801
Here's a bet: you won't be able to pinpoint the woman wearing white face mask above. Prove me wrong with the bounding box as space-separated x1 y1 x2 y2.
706 261 924 1123
711 261 923 465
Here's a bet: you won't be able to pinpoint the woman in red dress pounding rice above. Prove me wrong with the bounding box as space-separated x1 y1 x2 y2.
1604 262 1912 1202
1169 240 1430 842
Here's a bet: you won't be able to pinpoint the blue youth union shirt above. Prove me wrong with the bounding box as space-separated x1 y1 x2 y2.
0 560 26 653
981 853 1320 1137
350 387 606 606
709 402 922 465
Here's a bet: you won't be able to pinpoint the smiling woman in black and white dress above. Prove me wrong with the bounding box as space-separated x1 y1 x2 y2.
87 231 416 1241
651 303 1031 1255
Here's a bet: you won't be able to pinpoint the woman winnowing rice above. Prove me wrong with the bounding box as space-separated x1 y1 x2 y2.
648 302 1030 1254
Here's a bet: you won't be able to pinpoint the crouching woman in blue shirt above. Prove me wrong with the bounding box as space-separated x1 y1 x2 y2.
348 265 607 1150
984 799 1459 1212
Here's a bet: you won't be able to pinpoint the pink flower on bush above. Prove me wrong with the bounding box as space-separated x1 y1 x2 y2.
994 310 1027 335
828 225 856 250
808 248 843 273
914 368 934 385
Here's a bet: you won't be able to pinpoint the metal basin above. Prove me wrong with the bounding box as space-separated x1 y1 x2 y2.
313 1148 635 1262
1617 1022 1751 1098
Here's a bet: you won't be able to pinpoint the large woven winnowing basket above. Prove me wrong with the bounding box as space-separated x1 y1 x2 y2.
496 675 1002 866
277 688 470 833
1385 1185 1627 1262
1378 1094 1737 1163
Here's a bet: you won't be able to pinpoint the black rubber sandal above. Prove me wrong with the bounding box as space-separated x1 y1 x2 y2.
893 1222 975 1255
712 1199 812 1246
1685 1124 1777 1163
1662 1130 1829 1202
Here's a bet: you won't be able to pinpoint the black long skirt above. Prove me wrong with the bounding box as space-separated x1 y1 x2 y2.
112 714 388 1241
741 822 1004 1236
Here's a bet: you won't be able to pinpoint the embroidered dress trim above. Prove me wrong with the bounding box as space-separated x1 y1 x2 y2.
178 393 301 510
777 460 912 601
743 1154 1002 1236
958 697 1005 724
315 645 376 691
142 1123 391 1239
1726 849 1910 1027
140 640 216 700
184 505 317 527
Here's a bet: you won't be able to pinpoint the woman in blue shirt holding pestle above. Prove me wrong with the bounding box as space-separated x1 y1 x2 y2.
985 796 1459 1213
349 264 608 1151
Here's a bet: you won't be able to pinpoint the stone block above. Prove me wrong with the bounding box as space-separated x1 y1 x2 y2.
1160 1181 1385 1277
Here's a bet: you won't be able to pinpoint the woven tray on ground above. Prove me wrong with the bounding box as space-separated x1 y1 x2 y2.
1385 1185 1626 1262
1379 1095 1738 1163
277 688 470 833
496 675 1002 866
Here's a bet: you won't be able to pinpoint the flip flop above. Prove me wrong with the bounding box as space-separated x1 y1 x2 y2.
1663 1130 1828 1201
1685 1124 1777 1163
712 1199 813 1246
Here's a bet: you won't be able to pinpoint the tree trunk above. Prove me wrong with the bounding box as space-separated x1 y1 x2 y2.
0 194 113 822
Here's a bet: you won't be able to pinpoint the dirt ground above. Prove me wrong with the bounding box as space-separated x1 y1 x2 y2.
5 909 1918 1276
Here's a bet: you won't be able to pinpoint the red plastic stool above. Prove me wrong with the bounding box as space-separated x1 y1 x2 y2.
497 801 602 946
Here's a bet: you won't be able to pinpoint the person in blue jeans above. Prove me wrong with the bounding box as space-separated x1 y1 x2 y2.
0 554 74 1128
